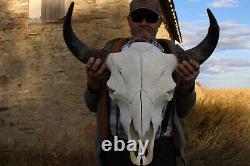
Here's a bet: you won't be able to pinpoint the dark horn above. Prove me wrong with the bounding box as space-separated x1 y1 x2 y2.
182 9 220 64
63 2 105 63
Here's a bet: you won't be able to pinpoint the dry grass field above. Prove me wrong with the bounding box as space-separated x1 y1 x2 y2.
0 83 249 166
183 83 250 166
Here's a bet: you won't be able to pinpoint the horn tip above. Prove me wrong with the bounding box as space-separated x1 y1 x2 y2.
206 8 213 15
206 8 220 31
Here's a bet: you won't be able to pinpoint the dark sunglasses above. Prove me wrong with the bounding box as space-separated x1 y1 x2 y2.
130 10 161 23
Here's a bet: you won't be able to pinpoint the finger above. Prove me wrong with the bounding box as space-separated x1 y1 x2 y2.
92 58 102 71
97 63 107 75
177 68 193 82
178 62 190 76
188 70 199 82
176 67 186 78
189 59 200 70
177 65 199 83
86 57 95 69
182 60 195 74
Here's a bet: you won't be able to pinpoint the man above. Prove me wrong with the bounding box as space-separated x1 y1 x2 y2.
84 0 199 165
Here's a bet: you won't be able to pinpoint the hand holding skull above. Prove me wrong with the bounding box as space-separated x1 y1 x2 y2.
176 59 200 91
86 57 110 91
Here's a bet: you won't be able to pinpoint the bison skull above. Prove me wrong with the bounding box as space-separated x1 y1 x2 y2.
106 42 177 165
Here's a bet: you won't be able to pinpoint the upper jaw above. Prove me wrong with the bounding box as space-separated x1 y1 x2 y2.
128 120 156 165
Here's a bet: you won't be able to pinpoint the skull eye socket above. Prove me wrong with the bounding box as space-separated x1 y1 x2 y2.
108 87 115 94
118 67 123 75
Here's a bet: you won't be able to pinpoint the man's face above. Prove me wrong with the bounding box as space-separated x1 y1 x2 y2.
127 9 162 40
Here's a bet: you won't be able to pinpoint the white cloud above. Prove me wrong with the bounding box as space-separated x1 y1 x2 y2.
210 0 239 8
179 20 250 51
218 22 250 50
206 66 225 73
201 56 250 74
197 56 250 88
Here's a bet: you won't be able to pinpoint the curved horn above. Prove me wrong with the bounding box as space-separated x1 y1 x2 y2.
63 2 105 64
181 9 220 64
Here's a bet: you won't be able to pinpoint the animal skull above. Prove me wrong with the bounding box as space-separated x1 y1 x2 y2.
63 2 220 165
106 42 177 165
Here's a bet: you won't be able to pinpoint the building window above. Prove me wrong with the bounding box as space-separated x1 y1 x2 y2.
29 0 66 23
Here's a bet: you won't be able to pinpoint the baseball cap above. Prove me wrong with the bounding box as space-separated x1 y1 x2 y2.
130 0 161 16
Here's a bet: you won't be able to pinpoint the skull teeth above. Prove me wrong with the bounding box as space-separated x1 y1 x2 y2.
130 144 154 165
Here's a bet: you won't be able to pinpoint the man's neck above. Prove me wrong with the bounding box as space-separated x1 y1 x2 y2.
131 36 156 43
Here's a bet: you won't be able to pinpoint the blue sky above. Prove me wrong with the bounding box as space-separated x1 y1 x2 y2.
173 0 250 88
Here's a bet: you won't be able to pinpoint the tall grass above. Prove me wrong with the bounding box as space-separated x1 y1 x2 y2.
182 84 250 166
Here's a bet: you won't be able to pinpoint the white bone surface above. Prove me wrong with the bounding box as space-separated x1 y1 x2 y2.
106 42 177 165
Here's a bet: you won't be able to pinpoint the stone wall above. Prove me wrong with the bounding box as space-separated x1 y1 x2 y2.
0 0 170 164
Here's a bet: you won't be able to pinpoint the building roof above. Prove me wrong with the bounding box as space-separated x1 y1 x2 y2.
159 0 182 43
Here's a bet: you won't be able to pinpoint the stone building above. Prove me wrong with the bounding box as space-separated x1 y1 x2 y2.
0 0 180 165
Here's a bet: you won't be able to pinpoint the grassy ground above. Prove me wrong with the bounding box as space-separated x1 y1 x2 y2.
0 84 249 166
183 84 250 166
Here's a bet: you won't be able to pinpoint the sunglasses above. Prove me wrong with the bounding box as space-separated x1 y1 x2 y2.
130 10 161 23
